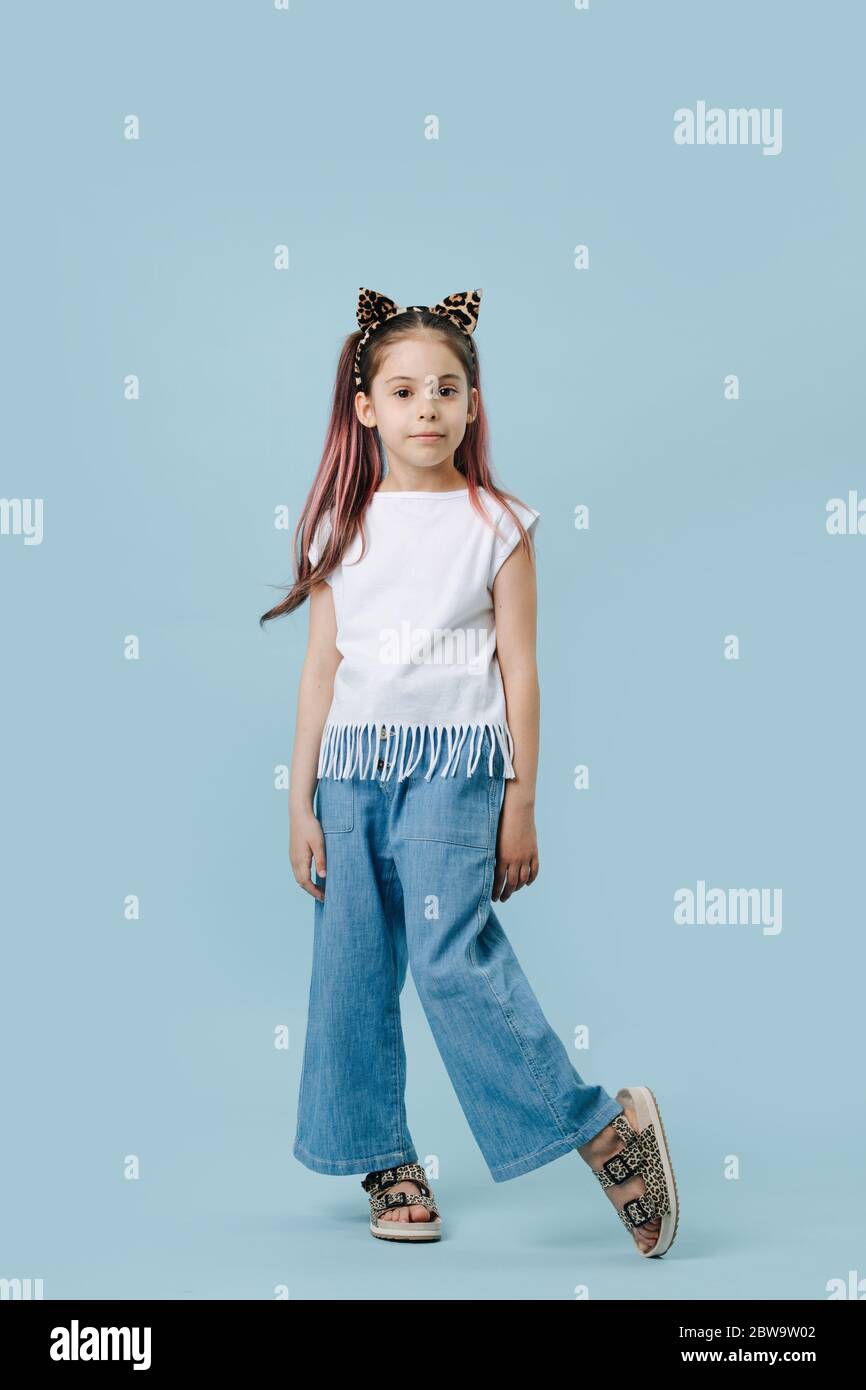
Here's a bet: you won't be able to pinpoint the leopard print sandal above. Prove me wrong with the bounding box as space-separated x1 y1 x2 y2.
362 1163 442 1242
591 1085 680 1258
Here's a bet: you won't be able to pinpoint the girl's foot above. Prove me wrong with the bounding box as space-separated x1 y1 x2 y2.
376 1178 433 1222
363 1164 442 1240
577 1103 663 1254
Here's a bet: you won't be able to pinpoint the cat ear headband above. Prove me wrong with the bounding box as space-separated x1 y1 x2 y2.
353 287 482 389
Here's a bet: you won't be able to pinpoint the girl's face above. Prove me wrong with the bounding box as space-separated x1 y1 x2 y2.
355 333 478 473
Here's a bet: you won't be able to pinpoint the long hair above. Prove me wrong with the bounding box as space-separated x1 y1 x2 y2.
259 307 534 624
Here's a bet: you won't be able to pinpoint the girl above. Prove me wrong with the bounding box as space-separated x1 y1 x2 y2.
260 287 679 1257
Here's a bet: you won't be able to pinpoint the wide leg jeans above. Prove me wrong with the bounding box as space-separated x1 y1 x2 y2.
292 726 624 1182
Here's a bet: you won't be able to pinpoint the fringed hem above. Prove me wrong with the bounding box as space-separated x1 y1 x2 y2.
316 720 516 781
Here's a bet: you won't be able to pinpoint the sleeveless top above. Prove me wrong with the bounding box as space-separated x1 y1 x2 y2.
307 486 540 780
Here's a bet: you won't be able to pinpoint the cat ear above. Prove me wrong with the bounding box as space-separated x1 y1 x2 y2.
429 289 483 336
356 287 404 330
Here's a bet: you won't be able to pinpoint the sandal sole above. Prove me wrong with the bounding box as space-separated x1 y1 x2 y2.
370 1218 442 1242
615 1084 680 1259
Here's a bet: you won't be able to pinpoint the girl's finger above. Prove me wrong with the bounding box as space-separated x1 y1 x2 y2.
299 875 325 902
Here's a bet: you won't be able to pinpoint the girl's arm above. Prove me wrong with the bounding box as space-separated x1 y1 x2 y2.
491 542 540 901
289 582 342 902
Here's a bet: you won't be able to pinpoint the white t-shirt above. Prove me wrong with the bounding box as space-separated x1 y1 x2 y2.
307 486 540 780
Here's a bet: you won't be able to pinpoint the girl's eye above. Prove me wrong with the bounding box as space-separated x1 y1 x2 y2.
393 387 457 398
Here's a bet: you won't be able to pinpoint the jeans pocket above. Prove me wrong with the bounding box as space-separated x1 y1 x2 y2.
402 771 498 850
315 776 354 833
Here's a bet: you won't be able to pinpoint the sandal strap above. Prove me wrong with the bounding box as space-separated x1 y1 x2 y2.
361 1162 440 1221
593 1135 645 1188
632 1119 672 1218
590 1112 673 1236
369 1189 440 1220
618 1193 660 1231
610 1112 640 1145
591 1112 644 1188
607 1120 673 1232
361 1162 430 1197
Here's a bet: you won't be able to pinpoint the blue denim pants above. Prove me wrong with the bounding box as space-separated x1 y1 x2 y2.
292 726 624 1183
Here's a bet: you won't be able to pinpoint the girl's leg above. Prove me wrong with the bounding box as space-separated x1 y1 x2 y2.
387 728 624 1183
292 771 419 1176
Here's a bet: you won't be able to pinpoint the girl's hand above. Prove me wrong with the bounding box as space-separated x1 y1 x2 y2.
290 805 327 902
492 795 539 902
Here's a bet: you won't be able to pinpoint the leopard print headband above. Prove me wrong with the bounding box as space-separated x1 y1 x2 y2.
353 287 482 389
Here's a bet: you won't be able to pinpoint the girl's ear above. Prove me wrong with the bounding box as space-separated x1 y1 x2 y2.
354 389 376 429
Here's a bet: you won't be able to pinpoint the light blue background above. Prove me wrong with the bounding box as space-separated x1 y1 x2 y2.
2 0 863 1300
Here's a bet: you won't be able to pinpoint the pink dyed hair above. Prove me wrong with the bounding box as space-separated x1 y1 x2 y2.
259 306 534 624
